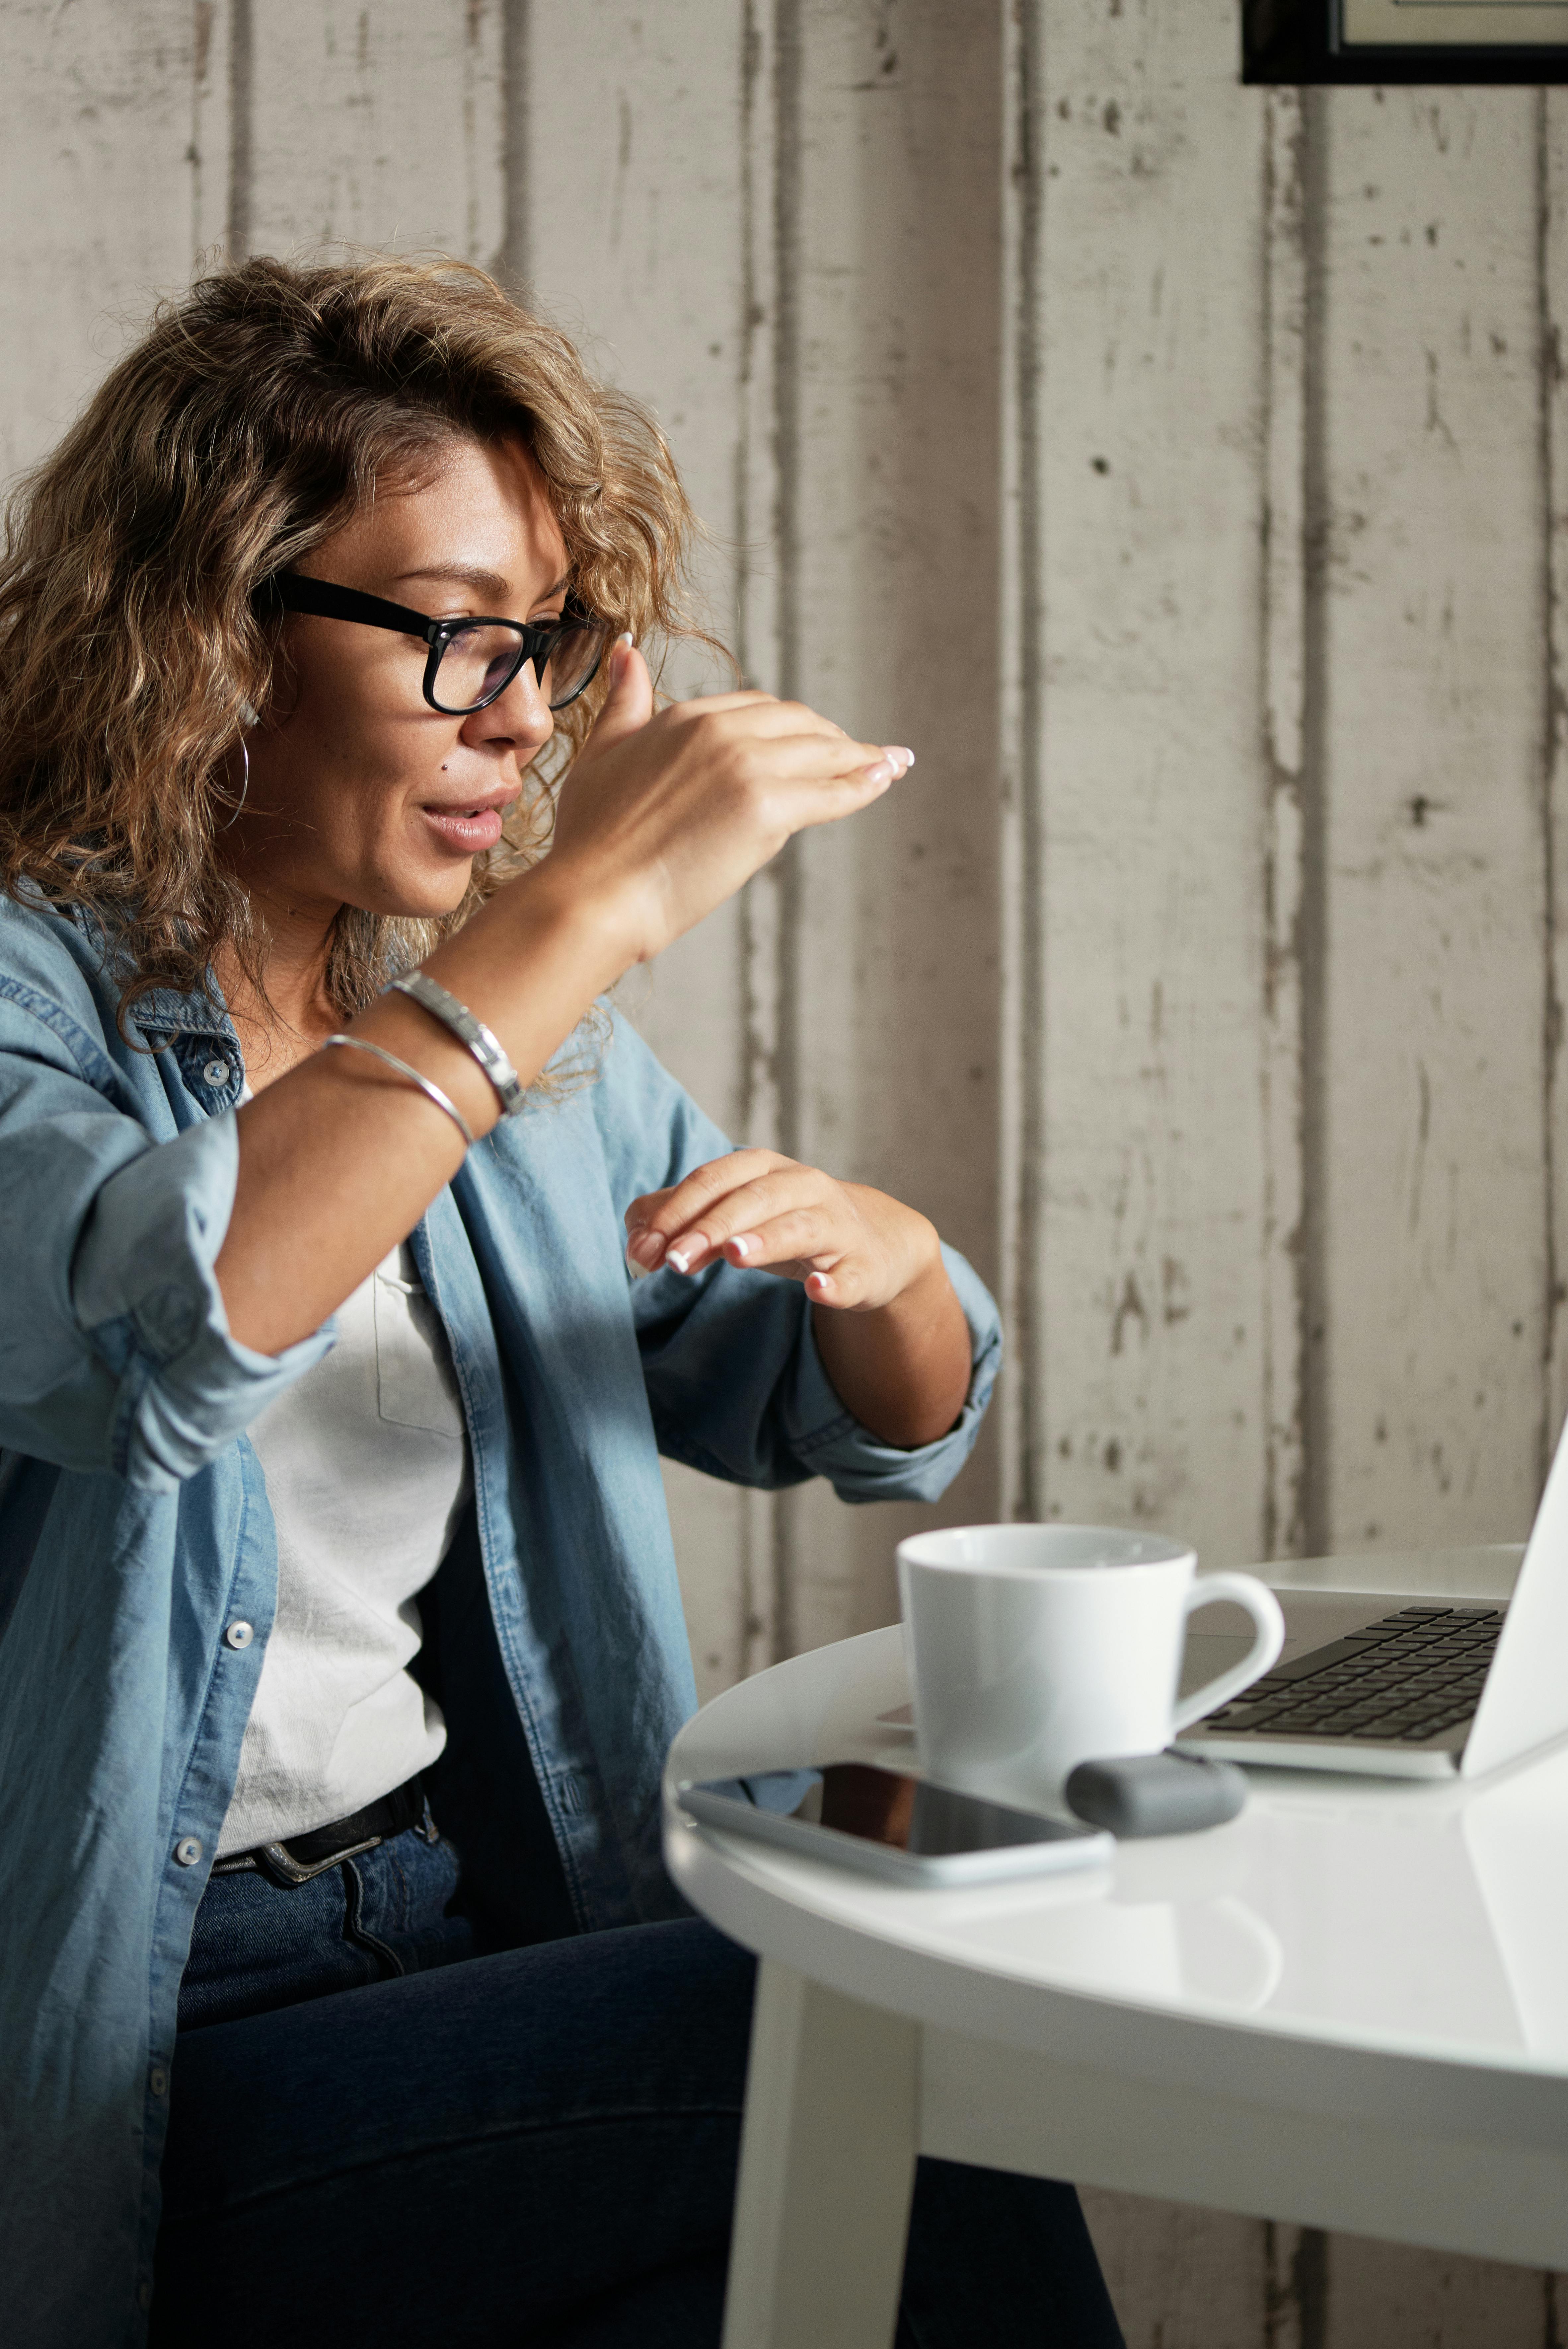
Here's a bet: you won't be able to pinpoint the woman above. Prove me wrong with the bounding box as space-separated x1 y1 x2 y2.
0 255 1121 2348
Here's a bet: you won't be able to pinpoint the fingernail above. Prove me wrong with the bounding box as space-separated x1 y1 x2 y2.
864 759 896 786
667 1235 706 1274
807 1271 831 1297
729 1234 754 1260
617 630 634 647
629 1230 664 1268
893 747 915 768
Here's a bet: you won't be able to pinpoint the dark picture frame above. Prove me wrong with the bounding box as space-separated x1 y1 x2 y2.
1243 0 1568 83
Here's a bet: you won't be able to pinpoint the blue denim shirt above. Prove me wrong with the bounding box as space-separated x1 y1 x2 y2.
0 893 1000 2348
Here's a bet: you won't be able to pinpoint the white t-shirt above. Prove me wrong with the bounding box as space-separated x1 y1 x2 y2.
217 1242 472 1856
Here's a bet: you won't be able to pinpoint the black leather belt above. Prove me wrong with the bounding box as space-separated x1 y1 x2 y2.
212 1776 429 1887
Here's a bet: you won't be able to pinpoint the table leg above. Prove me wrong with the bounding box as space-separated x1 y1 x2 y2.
720 1957 920 2349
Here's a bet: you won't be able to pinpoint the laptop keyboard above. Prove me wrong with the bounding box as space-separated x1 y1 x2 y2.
1195 1605 1504 1745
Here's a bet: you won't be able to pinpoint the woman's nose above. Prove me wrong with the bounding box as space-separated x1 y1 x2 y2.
464 659 555 759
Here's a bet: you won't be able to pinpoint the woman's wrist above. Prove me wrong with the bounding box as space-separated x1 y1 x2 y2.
505 850 655 977
349 860 637 1133
810 1232 971 1449
353 987 505 1138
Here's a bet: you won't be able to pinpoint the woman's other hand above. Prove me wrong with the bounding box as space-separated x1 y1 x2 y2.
623 1151 972 1447
544 642 913 968
625 1148 931 1311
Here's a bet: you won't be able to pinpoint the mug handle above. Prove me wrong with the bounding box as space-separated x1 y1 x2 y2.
1170 1572 1287 1733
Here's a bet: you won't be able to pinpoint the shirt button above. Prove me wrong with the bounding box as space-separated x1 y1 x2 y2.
224 1619 254 1650
149 2067 168 2098
201 1058 231 1088
173 1836 203 1868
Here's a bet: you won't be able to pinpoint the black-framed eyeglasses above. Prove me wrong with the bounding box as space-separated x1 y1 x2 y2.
265 573 609 715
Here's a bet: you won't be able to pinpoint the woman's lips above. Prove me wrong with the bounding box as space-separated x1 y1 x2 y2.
420 804 507 853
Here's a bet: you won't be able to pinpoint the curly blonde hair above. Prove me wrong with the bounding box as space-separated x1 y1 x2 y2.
0 252 708 1030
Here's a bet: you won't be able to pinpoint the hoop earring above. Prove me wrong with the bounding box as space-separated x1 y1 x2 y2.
222 734 250 829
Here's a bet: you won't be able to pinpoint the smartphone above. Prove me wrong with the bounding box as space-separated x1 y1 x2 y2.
675 1760 1112 1887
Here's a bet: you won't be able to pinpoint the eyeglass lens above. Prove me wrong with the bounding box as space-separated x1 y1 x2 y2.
432 618 604 714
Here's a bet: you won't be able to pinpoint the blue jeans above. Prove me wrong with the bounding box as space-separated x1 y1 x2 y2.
152 1825 1123 2349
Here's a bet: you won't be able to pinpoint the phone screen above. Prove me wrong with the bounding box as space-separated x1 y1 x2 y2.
689 1763 1092 1856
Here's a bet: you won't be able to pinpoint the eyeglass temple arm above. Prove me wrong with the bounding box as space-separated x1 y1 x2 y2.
267 574 441 642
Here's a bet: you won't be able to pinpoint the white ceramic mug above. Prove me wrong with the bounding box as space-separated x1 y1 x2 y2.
896 1524 1286 1810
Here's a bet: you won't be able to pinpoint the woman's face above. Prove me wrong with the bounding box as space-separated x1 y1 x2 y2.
237 432 571 922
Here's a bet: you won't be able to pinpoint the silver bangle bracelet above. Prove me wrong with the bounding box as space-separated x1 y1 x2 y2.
320 1034 476 1149
389 970 526 1118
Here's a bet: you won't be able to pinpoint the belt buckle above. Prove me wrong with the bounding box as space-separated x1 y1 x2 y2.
254 1832 384 1888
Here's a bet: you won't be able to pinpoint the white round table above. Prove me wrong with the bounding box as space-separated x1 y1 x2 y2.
662 1546 1568 2349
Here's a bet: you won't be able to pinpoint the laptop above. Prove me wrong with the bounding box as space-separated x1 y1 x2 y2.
1177 1418 1568 1781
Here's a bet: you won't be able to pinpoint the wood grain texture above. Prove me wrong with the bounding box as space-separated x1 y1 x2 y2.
1262 85 1311 1564
1084 2192 1568 2348
525 0 770 1701
1021 0 1277 1567
1010 14 1565 2345
1315 89 1548 1557
1080 2188 1272 2349
769 0 1007 1655
1321 2235 1563 2349
242 0 501 264
1542 88 1568 1483
998 0 1042 1523
0 0 201 478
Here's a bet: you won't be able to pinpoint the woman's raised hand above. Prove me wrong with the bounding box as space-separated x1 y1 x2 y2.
543 641 912 967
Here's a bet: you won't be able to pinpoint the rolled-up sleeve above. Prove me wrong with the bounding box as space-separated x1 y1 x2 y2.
0 987 330 1490
69 1113 332 1487
635 1238 999 1503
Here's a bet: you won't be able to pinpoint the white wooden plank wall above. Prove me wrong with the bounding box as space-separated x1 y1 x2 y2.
525 0 777 1695
770 0 1007 1654
4 3 1568 2340
0 1 200 480
1547 91 1568 1463
1314 86 1549 1559
239 3 503 269
1004 2 1568 2342
526 0 1008 1672
1013 0 1280 1577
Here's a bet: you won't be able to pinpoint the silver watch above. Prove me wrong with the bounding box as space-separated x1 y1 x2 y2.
389 970 527 1118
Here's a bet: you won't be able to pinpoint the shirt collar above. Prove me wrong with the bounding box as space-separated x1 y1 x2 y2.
63 903 240 1047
